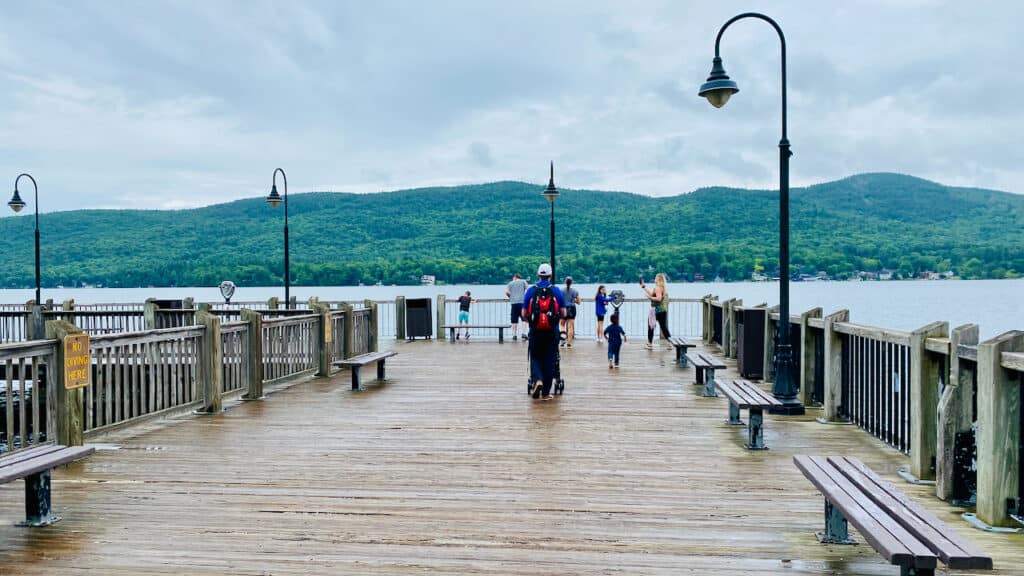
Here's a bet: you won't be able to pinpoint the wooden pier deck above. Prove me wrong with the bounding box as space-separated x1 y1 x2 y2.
1 338 1021 575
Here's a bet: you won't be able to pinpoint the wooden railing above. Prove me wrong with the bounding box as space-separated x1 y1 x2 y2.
261 314 319 384
221 321 250 395
84 326 205 436
0 339 57 454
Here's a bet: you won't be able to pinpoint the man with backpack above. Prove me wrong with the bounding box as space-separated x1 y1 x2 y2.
521 263 567 400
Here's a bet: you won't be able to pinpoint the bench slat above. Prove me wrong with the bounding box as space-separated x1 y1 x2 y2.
0 446 95 485
0 444 68 470
831 456 992 569
716 380 779 409
686 352 725 369
716 380 753 407
334 351 397 367
740 381 783 407
794 455 936 569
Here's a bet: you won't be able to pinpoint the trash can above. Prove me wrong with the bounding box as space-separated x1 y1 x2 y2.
406 298 432 339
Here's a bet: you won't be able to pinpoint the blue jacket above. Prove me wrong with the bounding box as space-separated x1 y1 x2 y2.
522 280 567 312
595 294 614 316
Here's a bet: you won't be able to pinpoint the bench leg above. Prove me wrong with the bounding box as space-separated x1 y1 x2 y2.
745 408 767 450
377 359 386 381
449 328 456 343
900 567 935 576
694 366 704 385
20 470 60 527
498 328 504 343
351 366 362 391
679 351 689 368
703 368 717 397
816 499 855 544
726 402 744 425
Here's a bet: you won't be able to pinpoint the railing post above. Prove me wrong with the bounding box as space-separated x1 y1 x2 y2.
822 309 850 422
289 295 297 309
183 297 195 326
721 298 736 356
341 303 354 360
267 297 279 310
195 306 223 414
727 299 742 359
45 320 85 447
61 299 74 311
976 330 1024 528
764 305 780 383
144 298 158 330
365 301 379 353
28 301 45 341
937 324 979 501
800 307 823 407
239 309 264 400
395 296 407 340
436 294 446 339
313 303 332 377
909 321 949 481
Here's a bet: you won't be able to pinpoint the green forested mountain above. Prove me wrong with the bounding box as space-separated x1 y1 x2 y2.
0 172 1021 287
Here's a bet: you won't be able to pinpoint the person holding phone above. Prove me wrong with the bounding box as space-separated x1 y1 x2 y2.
640 273 670 349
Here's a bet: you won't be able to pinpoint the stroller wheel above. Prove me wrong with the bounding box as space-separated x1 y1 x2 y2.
555 379 565 395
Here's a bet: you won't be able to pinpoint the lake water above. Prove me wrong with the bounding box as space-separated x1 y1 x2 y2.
1 278 1020 339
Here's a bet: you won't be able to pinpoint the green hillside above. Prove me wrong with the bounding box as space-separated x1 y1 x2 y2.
0 173 1021 288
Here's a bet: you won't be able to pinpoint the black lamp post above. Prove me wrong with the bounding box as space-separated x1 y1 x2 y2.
543 161 559 281
698 12 803 415
7 173 41 304
266 168 291 309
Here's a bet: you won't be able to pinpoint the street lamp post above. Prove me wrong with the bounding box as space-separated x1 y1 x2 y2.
543 162 559 281
698 12 803 415
7 173 41 304
265 168 291 309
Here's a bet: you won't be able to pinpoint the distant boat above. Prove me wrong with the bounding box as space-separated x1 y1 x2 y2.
421 275 436 286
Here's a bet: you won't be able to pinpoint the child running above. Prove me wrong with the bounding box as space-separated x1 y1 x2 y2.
603 313 626 368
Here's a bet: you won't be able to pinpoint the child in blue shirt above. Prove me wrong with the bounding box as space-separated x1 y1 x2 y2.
603 313 626 368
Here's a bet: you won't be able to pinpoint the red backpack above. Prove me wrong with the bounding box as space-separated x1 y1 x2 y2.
527 286 560 331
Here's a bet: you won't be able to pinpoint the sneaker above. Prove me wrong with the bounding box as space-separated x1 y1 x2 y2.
614 363 620 368
456 333 460 340
531 381 543 399
644 342 653 350
512 334 517 341
542 394 555 401
608 360 614 369
465 334 470 340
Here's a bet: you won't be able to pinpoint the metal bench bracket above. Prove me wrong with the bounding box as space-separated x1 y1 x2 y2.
816 499 855 545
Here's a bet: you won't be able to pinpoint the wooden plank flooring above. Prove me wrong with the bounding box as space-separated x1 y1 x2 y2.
1 337 1021 575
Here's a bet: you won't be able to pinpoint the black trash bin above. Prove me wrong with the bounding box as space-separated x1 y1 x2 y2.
406 298 432 339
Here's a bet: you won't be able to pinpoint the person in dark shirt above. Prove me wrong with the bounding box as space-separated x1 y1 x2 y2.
457 291 475 340
603 313 627 368
522 263 566 399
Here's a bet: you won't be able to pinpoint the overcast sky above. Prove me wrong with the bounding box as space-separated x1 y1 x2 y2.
0 0 1021 212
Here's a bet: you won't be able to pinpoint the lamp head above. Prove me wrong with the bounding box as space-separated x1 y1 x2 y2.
698 57 739 108
7 189 25 213
266 183 282 208
543 161 558 204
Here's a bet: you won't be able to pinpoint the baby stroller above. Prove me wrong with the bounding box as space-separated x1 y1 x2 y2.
526 329 565 396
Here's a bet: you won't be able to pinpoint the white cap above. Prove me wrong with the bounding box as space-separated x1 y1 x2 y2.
537 263 552 277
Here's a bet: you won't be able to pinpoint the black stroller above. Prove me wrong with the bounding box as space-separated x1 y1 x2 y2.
525 329 566 396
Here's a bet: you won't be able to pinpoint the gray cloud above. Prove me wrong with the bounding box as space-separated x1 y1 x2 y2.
0 0 1020 214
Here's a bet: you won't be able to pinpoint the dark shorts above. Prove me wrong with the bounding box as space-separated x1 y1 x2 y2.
565 305 577 320
510 303 523 323
596 313 605 322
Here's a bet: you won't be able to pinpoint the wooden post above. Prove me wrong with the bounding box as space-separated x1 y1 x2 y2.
195 308 223 414
763 305 780 383
728 299 742 359
341 303 355 360
267 297 279 310
183 297 195 326
800 307 823 406
909 321 949 481
936 324 979 501
395 296 407 340
311 303 331 377
822 309 850 422
436 294 446 339
239 309 264 400
45 320 85 447
368 301 379 353
288 295 297 309
143 298 158 330
721 298 736 356
61 299 74 311
976 330 1024 527
28 303 44 341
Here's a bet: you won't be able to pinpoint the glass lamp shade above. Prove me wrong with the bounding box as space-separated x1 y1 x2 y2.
7 190 26 213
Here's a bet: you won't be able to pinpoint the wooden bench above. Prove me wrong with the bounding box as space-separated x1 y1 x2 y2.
667 336 696 366
794 455 992 576
714 379 782 450
333 350 398 390
1 443 95 526
440 324 512 343
686 352 726 397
